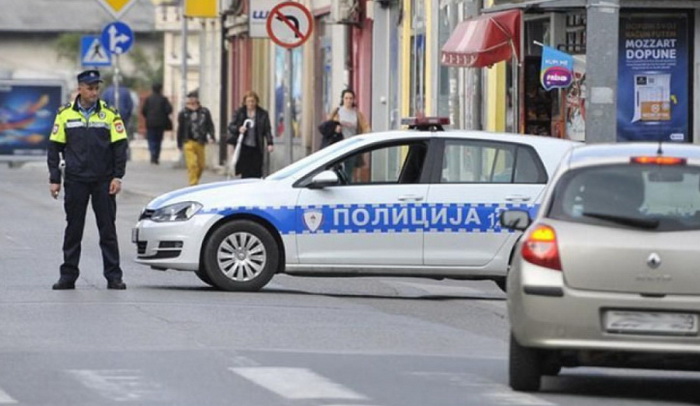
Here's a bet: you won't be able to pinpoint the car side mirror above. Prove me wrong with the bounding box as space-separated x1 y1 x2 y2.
500 209 531 231
307 170 340 189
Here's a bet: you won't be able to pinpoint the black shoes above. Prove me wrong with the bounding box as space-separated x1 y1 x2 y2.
107 279 127 290
52 279 127 290
52 280 76 290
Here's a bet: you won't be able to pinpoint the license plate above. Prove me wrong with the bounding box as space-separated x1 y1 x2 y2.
603 310 698 336
131 228 139 243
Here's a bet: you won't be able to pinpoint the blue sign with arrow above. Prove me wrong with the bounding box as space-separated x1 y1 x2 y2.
101 21 134 55
80 35 111 67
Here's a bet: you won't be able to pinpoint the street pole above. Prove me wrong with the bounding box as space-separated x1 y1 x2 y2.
464 0 481 130
585 0 620 143
181 8 188 110
114 53 120 112
284 48 293 166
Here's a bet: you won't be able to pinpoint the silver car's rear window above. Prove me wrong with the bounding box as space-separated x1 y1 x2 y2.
547 163 700 231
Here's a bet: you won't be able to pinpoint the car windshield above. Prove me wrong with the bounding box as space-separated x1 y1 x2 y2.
547 163 700 231
266 137 364 180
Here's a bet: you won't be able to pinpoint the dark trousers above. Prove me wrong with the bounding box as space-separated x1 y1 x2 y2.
59 179 122 282
146 128 164 163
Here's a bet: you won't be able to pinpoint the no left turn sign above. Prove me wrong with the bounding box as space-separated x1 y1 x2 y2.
266 1 313 49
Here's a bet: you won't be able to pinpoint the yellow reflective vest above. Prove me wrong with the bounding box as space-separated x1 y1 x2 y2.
47 98 127 184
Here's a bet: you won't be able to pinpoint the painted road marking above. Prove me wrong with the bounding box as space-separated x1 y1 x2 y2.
0 388 17 404
68 369 165 402
230 367 367 400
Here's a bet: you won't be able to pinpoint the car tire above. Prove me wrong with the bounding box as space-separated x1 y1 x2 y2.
509 333 543 392
194 267 215 287
203 220 279 292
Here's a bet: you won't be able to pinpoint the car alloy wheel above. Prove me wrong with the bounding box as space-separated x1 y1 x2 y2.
204 220 279 291
218 231 266 281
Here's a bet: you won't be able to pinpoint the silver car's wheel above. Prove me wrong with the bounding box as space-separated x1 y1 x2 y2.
509 333 543 392
204 220 279 291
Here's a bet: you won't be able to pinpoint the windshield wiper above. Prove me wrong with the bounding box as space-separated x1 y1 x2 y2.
582 212 660 229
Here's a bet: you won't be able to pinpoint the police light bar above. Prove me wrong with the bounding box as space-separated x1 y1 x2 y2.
401 116 450 131
631 156 686 166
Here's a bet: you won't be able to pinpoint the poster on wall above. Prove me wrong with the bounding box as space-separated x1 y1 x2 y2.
617 14 689 142
0 81 63 157
274 46 303 138
566 57 586 142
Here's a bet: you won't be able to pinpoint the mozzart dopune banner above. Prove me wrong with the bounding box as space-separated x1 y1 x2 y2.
617 15 689 142
540 45 574 91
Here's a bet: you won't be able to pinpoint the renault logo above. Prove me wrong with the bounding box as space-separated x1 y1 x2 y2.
647 253 661 269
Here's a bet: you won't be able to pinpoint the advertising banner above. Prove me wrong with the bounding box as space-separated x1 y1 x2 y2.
617 15 689 142
540 46 574 91
0 81 63 157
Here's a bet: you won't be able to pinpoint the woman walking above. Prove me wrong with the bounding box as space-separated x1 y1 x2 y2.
226 91 274 178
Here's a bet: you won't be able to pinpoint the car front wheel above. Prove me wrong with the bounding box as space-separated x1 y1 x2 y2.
509 333 543 392
203 220 279 291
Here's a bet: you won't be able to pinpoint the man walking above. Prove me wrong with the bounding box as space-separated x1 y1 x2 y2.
141 83 172 165
47 69 128 290
177 92 216 185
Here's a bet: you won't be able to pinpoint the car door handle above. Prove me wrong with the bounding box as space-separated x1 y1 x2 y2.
398 194 424 202
505 195 531 202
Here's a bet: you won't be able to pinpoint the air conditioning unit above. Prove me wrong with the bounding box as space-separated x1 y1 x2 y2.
331 0 356 23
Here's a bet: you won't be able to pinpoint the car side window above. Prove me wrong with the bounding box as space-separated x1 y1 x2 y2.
441 140 545 184
331 141 429 185
441 140 513 183
514 147 548 183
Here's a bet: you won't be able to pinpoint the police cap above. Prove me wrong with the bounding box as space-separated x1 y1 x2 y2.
77 70 103 84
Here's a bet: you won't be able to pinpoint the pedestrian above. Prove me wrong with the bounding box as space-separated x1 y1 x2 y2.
327 89 370 181
177 92 216 185
46 69 128 290
226 91 274 178
102 78 134 129
141 83 173 165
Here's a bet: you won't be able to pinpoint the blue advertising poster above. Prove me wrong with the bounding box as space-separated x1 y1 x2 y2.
540 46 574 91
617 15 689 142
0 81 63 156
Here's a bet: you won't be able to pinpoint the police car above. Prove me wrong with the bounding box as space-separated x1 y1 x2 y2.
132 118 579 292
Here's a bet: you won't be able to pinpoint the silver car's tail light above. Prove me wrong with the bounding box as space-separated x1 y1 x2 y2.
521 224 562 271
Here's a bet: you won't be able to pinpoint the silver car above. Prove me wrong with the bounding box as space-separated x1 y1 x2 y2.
500 142 700 392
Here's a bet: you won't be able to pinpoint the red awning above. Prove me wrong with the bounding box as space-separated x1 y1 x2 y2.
441 9 521 68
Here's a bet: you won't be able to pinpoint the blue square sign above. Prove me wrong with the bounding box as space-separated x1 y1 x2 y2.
81 36 112 67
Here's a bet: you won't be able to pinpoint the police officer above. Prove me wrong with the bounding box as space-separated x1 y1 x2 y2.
47 70 128 290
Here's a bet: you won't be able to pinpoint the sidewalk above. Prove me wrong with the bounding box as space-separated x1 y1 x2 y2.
122 160 227 200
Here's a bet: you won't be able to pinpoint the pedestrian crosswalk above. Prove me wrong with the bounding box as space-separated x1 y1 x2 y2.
0 364 557 405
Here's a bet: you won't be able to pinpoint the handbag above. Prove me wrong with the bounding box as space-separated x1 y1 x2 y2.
164 116 173 131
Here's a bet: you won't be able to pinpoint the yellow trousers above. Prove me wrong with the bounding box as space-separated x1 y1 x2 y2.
183 140 206 185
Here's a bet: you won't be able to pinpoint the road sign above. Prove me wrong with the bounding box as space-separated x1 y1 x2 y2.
80 36 111 67
101 21 134 55
96 0 136 19
266 1 313 49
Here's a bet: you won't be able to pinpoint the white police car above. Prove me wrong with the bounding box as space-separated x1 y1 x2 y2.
132 118 578 291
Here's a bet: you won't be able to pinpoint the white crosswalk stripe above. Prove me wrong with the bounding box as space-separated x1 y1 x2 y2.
230 367 368 400
0 388 17 404
68 369 166 402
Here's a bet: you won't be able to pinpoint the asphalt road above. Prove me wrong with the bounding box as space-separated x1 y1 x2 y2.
1 162 699 405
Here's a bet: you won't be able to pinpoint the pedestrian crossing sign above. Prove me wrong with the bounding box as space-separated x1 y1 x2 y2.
81 36 111 67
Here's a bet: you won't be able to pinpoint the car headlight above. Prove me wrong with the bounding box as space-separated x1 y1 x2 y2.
150 201 203 222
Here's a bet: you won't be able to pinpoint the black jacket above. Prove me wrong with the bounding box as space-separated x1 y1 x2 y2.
141 92 172 129
226 106 274 152
177 107 215 147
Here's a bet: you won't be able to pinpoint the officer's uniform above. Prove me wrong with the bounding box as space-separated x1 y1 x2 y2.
47 70 128 287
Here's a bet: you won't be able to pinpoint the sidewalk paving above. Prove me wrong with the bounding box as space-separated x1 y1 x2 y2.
121 160 227 200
